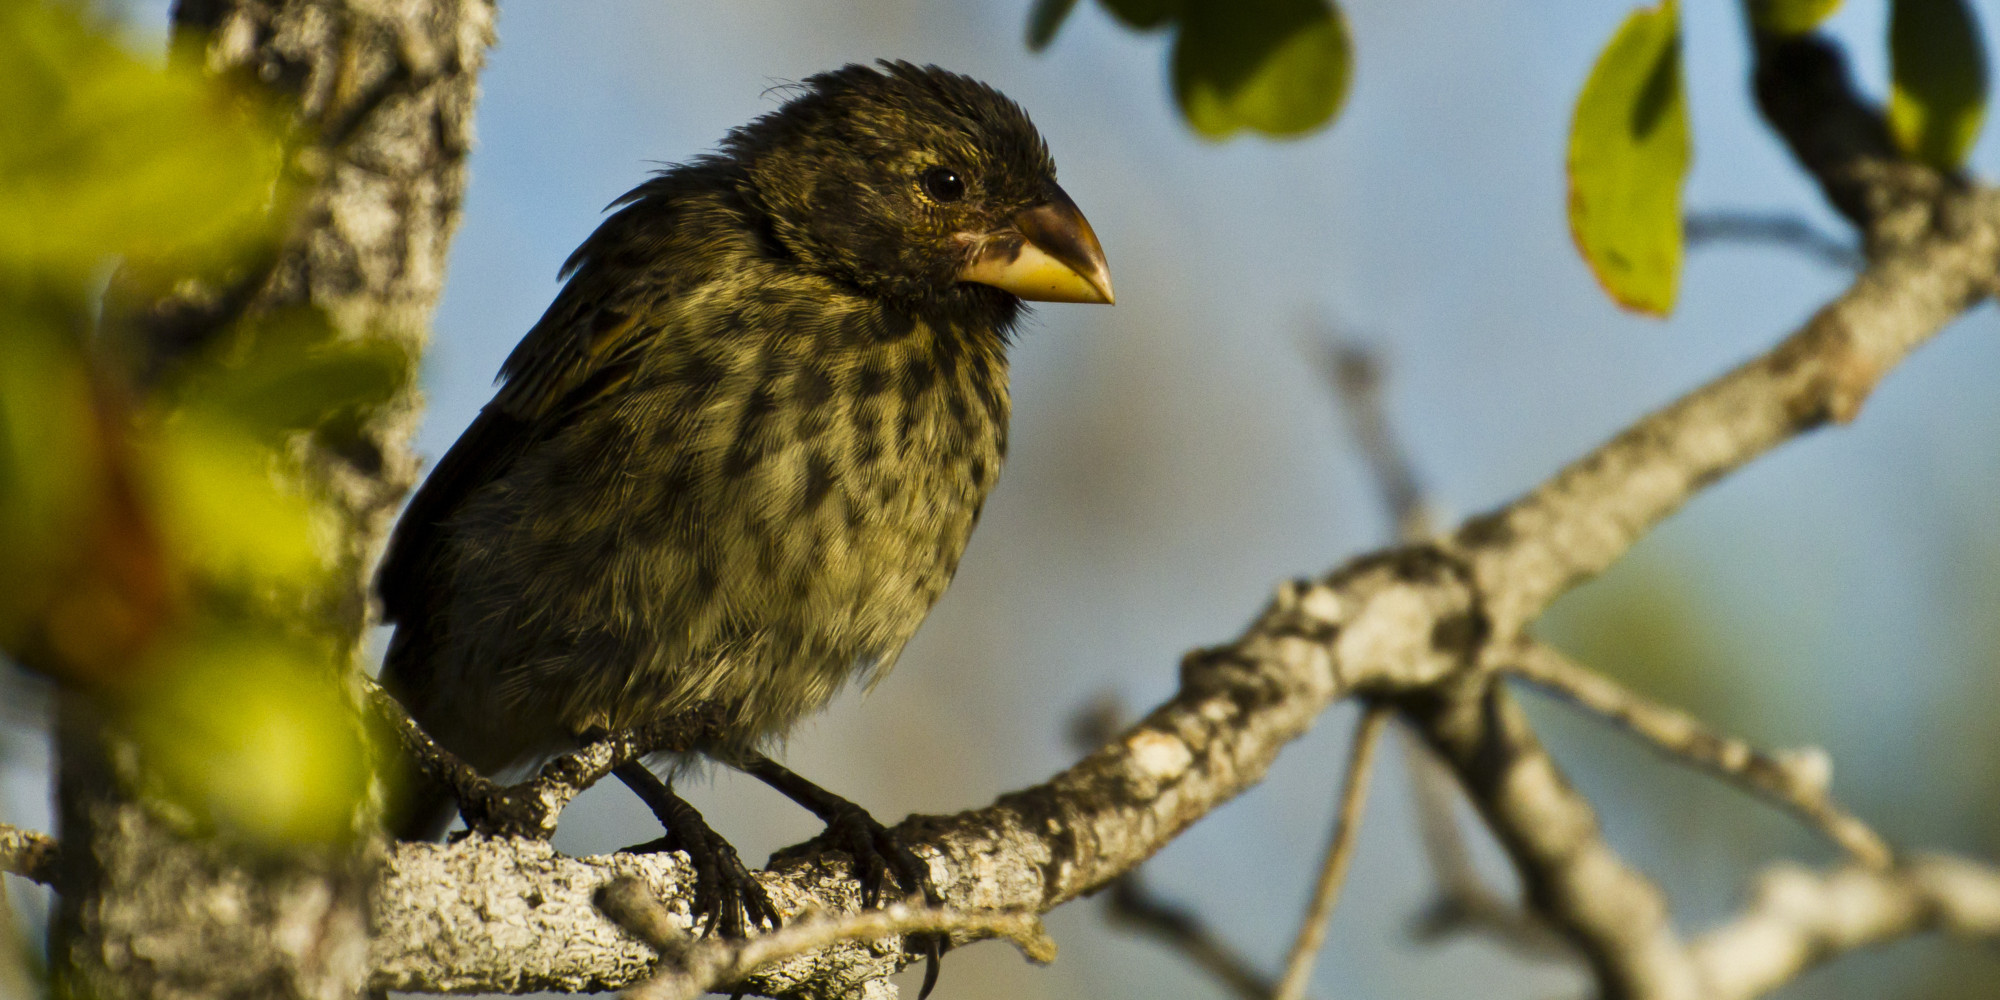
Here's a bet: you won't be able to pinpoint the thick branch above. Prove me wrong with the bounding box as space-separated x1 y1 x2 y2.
1404 678 1698 1000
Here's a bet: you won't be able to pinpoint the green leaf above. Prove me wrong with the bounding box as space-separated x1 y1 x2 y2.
1028 0 1081 50
1102 0 1185 30
146 413 325 591
0 321 100 653
171 308 413 442
1747 0 1843 36
1567 0 1691 316
0 1 281 287
129 623 372 845
1889 0 1988 170
1172 0 1352 140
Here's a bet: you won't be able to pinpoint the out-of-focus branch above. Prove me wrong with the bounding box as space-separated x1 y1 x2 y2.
0 824 58 886
1505 639 1890 867
1691 855 2000 1000
1399 725 1571 961
1321 343 1433 539
1104 876 1284 1000
1274 705 1388 1000
596 877 1055 1000
1321 339 1562 962
1685 210 1864 270
1405 678 1700 998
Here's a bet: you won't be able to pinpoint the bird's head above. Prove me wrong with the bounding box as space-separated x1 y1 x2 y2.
727 61 1114 311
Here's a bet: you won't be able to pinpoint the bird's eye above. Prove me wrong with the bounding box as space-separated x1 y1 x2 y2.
921 166 965 203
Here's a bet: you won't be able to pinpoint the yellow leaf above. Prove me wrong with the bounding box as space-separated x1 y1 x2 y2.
129 625 372 845
1567 0 1691 316
0 1 280 286
145 414 325 590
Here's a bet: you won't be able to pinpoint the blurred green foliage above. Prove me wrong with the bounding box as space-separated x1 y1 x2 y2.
1747 0 1843 37
1889 0 1989 170
1537 559 1742 732
1172 0 1350 141
0 0 404 846
1029 0 1351 140
1567 0 1690 317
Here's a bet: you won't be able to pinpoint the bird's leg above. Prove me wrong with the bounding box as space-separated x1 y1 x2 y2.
740 751 946 999
612 760 782 937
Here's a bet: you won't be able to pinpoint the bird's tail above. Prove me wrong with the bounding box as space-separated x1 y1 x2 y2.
384 767 461 842
377 626 463 842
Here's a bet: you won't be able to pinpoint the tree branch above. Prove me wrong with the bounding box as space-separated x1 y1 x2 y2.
1692 855 2000 1000
363 20 2000 1000
596 877 1055 1000
0 823 58 887
1274 705 1388 1000
1684 210 1863 270
1505 639 1890 868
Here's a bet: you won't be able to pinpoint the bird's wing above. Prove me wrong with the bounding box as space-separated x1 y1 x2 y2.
375 267 667 624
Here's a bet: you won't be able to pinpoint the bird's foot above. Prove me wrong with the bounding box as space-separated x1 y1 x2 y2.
769 802 944 999
614 763 780 938
771 799 934 909
745 752 945 998
622 830 779 939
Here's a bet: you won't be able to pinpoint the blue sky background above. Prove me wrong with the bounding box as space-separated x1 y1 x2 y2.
13 1 2000 997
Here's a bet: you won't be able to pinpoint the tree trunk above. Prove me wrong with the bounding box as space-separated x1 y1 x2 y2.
50 2 494 996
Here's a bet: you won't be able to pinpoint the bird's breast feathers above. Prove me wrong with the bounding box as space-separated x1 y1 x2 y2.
449 280 1010 711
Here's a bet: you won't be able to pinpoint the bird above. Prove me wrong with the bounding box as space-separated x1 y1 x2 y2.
373 59 1113 976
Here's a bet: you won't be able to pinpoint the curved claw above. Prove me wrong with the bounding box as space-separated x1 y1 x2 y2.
611 761 780 938
621 834 781 938
798 807 947 999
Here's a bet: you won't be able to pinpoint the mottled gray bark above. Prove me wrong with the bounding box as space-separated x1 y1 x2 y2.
50 2 494 998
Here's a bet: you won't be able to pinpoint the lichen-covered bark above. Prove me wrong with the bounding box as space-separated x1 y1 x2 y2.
51 2 494 997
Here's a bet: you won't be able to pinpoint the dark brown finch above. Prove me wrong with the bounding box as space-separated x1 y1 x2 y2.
374 61 1111 961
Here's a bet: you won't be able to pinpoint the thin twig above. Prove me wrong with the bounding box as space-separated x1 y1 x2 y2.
1322 340 1555 957
364 678 711 838
1684 210 1864 271
1319 342 1433 540
1504 639 1892 869
1070 697 1290 998
595 876 1054 1000
0 823 58 886
1104 875 1284 1000
1274 705 1389 1000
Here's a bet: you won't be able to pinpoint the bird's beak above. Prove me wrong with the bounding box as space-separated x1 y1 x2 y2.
957 185 1115 304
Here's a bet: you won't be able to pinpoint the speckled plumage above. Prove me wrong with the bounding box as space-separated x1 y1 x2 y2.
377 63 1058 834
